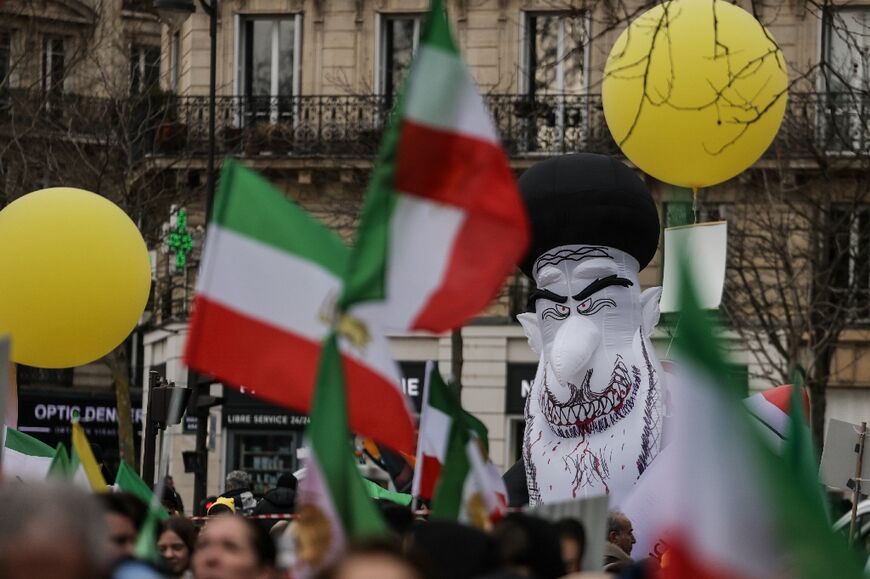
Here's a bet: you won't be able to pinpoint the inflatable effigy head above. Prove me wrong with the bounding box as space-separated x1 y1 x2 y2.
517 153 664 504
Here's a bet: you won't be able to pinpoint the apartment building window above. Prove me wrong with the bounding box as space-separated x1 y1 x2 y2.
169 31 180 93
0 31 10 90
42 36 65 96
521 12 589 152
829 207 870 316
240 16 300 123
524 12 587 96
822 8 870 151
131 44 161 94
378 14 421 98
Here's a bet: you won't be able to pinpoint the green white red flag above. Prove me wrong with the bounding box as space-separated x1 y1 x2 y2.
185 160 415 453
339 0 529 331
294 333 389 577
415 362 507 527
2 426 55 482
623 256 864 579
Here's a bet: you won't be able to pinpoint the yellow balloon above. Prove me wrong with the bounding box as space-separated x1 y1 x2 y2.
602 0 789 189
0 188 151 368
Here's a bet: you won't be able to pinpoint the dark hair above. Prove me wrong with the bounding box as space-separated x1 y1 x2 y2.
316 538 435 579
277 473 298 490
556 518 586 548
98 492 148 531
160 517 197 554
374 499 415 536
235 515 276 568
492 513 566 579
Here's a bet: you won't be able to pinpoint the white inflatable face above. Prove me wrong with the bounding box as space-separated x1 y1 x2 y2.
518 245 664 504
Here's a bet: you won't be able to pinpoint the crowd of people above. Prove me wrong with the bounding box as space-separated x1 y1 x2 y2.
0 469 653 579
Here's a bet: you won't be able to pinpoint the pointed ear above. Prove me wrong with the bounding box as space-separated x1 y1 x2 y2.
517 312 543 356
640 287 662 335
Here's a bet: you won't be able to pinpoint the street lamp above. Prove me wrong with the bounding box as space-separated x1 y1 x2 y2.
154 0 220 517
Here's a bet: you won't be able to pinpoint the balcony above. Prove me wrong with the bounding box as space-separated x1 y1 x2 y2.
0 90 867 163
140 93 619 160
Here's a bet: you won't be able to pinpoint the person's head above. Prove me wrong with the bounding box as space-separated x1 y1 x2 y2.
556 518 586 573
409 520 498 579
165 475 176 489
98 492 148 561
192 515 275 579
225 470 251 493
163 487 183 516
317 539 433 579
158 517 197 577
207 497 236 517
491 513 566 579
606 512 635 556
374 500 415 537
276 473 297 491
0 482 109 579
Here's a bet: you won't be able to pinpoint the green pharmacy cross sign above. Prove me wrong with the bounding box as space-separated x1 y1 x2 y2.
167 209 193 272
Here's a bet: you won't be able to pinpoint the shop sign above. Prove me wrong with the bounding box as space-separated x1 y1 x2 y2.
16 389 143 452
505 363 537 415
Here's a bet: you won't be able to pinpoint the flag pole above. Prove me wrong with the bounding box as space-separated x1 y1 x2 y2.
849 421 867 546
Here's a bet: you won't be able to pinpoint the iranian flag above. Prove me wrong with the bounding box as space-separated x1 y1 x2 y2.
185 160 415 453
340 0 528 332
294 333 388 577
625 257 864 579
2 427 55 482
414 363 506 526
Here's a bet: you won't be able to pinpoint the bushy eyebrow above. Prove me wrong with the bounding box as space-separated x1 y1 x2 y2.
527 288 568 310
572 275 633 303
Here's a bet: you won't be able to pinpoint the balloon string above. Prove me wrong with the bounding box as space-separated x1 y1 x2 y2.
692 187 699 224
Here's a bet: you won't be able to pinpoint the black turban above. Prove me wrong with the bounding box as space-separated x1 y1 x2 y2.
518 153 660 277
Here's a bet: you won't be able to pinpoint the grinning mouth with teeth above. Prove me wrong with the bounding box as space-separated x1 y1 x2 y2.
540 355 640 438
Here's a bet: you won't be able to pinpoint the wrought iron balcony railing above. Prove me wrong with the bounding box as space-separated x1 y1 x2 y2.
0 89 867 161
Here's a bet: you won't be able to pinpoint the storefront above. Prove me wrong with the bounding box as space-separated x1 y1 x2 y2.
220 387 309 496
505 362 536 465
16 387 143 468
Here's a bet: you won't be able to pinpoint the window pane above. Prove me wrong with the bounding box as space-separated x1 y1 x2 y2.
562 17 586 93
826 9 869 91
384 17 417 95
531 15 559 94
527 13 586 95
144 46 161 90
0 31 10 88
278 19 294 96
249 20 272 97
44 37 64 93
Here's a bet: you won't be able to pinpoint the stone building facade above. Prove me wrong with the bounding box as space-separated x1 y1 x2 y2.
2 0 869 505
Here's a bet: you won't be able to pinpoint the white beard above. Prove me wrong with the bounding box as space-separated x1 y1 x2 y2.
523 328 663 505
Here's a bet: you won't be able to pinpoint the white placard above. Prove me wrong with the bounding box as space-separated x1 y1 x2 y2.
660 222 728 313
820 418 869 492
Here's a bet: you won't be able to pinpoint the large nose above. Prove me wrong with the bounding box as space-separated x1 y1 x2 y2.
551 315 601 387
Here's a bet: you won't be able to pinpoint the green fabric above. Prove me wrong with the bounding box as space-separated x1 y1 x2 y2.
213 158 349 279
363 479 413 506
47 443 71 480
133 508 161 564
428 365 489 520
674 254 865 579
308 333 388 537
115 462 169 521
338 0 456 311
4 427 55 457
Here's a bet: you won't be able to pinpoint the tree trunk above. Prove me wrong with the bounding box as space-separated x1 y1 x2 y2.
106 349 137 473
451 327 464 395
809 345 834 457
